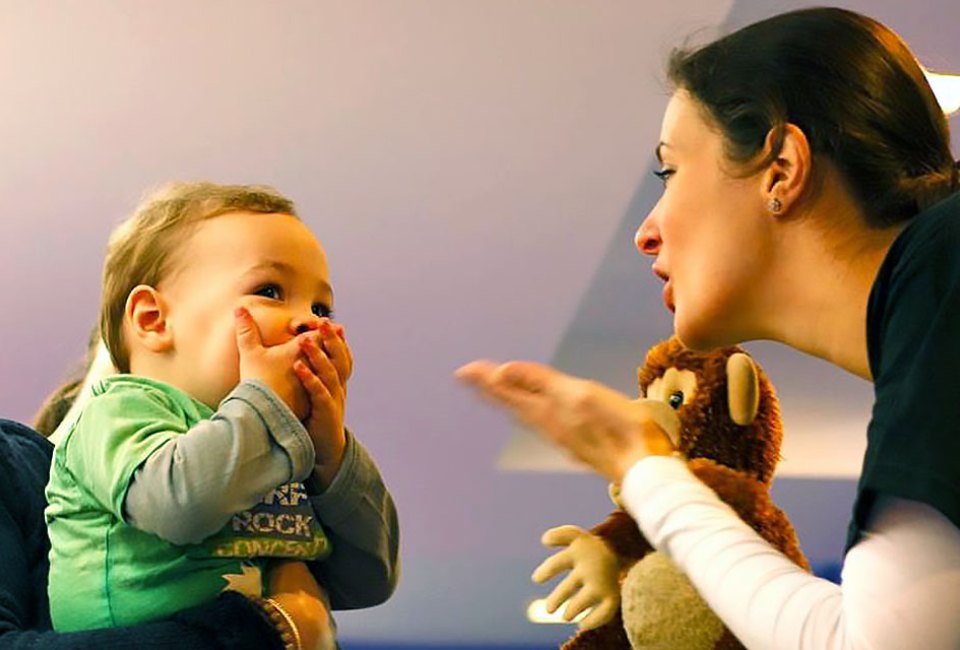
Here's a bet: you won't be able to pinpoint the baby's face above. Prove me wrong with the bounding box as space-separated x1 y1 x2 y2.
157 211 333 408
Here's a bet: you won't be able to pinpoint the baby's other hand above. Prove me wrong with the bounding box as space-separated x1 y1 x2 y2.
293 319 351 489
268 561 335 650
235 307 310 419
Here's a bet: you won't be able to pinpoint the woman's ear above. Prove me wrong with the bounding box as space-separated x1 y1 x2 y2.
762 123 812 215
124 285 173 355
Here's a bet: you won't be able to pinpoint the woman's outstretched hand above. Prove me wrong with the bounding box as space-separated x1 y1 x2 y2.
456 360 675 483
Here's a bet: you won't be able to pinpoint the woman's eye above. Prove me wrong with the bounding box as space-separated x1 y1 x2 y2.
668 390 684 409
312 303 333 319
253 284 282 300
653 168 675 186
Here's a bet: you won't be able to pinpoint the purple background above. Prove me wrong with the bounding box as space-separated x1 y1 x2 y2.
0 0 957 645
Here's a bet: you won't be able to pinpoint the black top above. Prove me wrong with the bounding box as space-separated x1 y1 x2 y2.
0 418 282 649
849 191 960 549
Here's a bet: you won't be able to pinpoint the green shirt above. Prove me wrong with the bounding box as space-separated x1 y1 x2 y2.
45 375 328 631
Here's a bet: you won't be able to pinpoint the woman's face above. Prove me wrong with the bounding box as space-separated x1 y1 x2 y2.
636 90 772 350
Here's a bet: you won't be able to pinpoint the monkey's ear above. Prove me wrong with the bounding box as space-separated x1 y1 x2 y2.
727 353 759 425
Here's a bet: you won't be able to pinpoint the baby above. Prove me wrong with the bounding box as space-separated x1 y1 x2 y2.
45 182 393 643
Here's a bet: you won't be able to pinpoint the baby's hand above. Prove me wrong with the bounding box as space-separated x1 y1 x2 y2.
293 319 352 489
235 307 310 419
268 561 336 650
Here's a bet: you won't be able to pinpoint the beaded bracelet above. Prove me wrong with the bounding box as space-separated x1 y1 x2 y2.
253 597 303 650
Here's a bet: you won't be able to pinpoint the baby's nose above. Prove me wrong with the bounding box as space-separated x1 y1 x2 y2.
291 315 320 335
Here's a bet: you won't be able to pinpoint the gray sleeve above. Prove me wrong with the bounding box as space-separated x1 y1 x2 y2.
124 380 316 545
305 430 401 610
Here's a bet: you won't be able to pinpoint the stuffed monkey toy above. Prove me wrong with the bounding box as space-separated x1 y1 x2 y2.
535 336 809 649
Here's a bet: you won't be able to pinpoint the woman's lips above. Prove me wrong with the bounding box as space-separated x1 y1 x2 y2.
663 280 675 313
653 266 674 313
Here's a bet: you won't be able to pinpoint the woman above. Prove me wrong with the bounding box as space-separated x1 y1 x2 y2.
459 7 960 648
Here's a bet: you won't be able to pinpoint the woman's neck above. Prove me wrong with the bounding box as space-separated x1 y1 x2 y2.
757 200 904 381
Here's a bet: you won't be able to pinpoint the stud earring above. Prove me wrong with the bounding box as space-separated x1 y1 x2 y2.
768 197 782 213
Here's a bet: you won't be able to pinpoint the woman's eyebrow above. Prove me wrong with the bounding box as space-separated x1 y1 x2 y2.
655 141 671 163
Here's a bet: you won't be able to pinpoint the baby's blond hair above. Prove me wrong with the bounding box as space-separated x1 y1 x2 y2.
100 181 298 373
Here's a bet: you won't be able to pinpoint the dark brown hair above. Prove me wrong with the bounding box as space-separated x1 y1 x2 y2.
668 7 958 227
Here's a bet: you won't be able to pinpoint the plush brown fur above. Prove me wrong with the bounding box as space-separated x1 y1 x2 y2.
560 337 808 650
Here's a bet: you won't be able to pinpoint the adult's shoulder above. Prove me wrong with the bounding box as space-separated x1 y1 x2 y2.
0 418 53 492
874 191 960 293
899 192 960 249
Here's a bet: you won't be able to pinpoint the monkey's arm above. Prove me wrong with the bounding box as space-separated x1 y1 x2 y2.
689 458 809 570
590 508 654 562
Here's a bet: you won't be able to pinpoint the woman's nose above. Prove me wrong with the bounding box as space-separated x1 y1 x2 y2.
635 214 661 256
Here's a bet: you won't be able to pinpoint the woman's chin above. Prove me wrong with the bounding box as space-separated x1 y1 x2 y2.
674 316 737 352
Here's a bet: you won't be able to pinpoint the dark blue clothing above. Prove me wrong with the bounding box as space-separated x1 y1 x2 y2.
850 191 960 549
0 419 282 649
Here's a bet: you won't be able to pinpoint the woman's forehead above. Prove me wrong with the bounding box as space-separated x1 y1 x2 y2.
659 91 720 159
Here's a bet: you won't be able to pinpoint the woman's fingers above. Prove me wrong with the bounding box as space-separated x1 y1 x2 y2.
458 358 670 482
496 361 554 394
455 359 497 381
457 360 553 415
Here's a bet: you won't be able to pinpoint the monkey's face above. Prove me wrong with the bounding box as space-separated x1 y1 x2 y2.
644 366 699 412
638 336 783 483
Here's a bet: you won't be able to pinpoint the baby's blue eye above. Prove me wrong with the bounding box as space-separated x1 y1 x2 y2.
254 284 282 300
312 303 333 319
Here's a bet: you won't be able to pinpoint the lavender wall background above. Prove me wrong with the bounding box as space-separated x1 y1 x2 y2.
0 1 957 645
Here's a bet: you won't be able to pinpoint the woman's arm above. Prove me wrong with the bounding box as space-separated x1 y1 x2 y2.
622 455 960 649
304 431 400 609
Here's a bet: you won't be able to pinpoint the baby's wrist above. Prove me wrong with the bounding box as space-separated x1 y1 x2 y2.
310 458 342 492
251 596 302 650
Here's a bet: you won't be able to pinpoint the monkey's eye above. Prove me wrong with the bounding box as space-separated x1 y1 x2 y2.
668 391 684 410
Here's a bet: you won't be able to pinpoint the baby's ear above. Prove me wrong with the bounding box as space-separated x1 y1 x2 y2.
125 285 173 354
